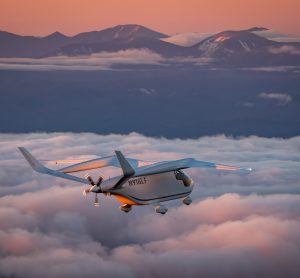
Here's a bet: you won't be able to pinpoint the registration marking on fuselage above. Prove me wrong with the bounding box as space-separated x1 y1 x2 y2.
128 177 147 186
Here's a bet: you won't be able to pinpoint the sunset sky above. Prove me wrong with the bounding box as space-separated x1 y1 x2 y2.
1 0 299 36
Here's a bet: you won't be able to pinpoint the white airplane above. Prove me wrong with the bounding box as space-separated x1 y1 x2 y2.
19 147 252 214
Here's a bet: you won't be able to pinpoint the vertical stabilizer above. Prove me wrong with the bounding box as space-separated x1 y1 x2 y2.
115 151 135 177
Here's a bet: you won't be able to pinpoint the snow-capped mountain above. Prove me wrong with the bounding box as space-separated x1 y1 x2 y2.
193 30 276 57
191 29 300 66
0 25 299 66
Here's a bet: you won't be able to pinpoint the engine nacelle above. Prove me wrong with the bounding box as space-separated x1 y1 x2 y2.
175 170 193 186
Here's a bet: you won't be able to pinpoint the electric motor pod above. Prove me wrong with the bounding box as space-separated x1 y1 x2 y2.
175 170 193 186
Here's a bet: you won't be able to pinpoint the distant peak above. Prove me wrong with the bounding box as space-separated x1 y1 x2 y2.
0 30 21 36
107 24 167 39
247 27 269 32
112 24 145 34
116 24 143 28
44 31 67 39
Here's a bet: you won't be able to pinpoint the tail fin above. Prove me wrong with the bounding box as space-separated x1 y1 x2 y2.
112 151 135 190
115 151 135 177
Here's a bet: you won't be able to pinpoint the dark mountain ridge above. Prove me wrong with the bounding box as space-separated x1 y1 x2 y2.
0 24 299 66
0 24 169 58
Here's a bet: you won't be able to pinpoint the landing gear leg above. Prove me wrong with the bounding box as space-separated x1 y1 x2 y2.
94 194 100 207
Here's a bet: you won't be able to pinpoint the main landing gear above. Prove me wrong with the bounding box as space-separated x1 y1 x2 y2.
155 204 168 215
119 197 192 215
182 196 192 205
119 204 132 213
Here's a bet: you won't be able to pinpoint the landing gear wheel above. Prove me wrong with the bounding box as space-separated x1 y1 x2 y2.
155 204 168 214
119 204 132 213
182 196 192 205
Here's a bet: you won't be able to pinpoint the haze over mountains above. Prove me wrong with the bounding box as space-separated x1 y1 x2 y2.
1 24 300 66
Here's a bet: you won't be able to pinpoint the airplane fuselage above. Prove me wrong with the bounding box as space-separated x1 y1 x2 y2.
102 171 194 206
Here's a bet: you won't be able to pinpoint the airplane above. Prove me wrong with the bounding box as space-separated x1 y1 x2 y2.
18 147 252 214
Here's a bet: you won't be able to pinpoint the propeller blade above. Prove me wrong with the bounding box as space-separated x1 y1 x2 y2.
85 174 95 185
96 176 103 187
82 186 93 196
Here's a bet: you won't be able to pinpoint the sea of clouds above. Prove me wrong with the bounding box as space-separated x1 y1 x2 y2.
1 132 300 277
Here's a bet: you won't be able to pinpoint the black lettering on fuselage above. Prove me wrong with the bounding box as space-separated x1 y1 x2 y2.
128 177 147 186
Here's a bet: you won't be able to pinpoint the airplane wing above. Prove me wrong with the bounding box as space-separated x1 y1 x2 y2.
58 155 140 173
19 147 88 184
18 148 151 184
41 159 89 165
135 158 252 176
19 147 251 185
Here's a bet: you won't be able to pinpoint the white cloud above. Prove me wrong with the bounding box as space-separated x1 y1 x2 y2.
253 29 300 43
162 32 213 46
269 45 300 55
1 133 300 277
243 66 300 73
242 102 254 108
0 49 164 71
0 50 216 71
139 88 155 95
259 92 292 105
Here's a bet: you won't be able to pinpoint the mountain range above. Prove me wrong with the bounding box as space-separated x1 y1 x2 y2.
0 24 300 66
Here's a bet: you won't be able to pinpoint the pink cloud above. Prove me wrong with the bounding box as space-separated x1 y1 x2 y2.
1 133 300 277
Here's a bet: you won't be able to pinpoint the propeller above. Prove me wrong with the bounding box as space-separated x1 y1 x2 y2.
83 174 103 207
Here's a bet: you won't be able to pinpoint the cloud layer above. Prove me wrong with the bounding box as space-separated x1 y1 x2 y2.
254 29 300 43
0 49 215 71
0 49 164 71
269 45 300 55
1 133 300 277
